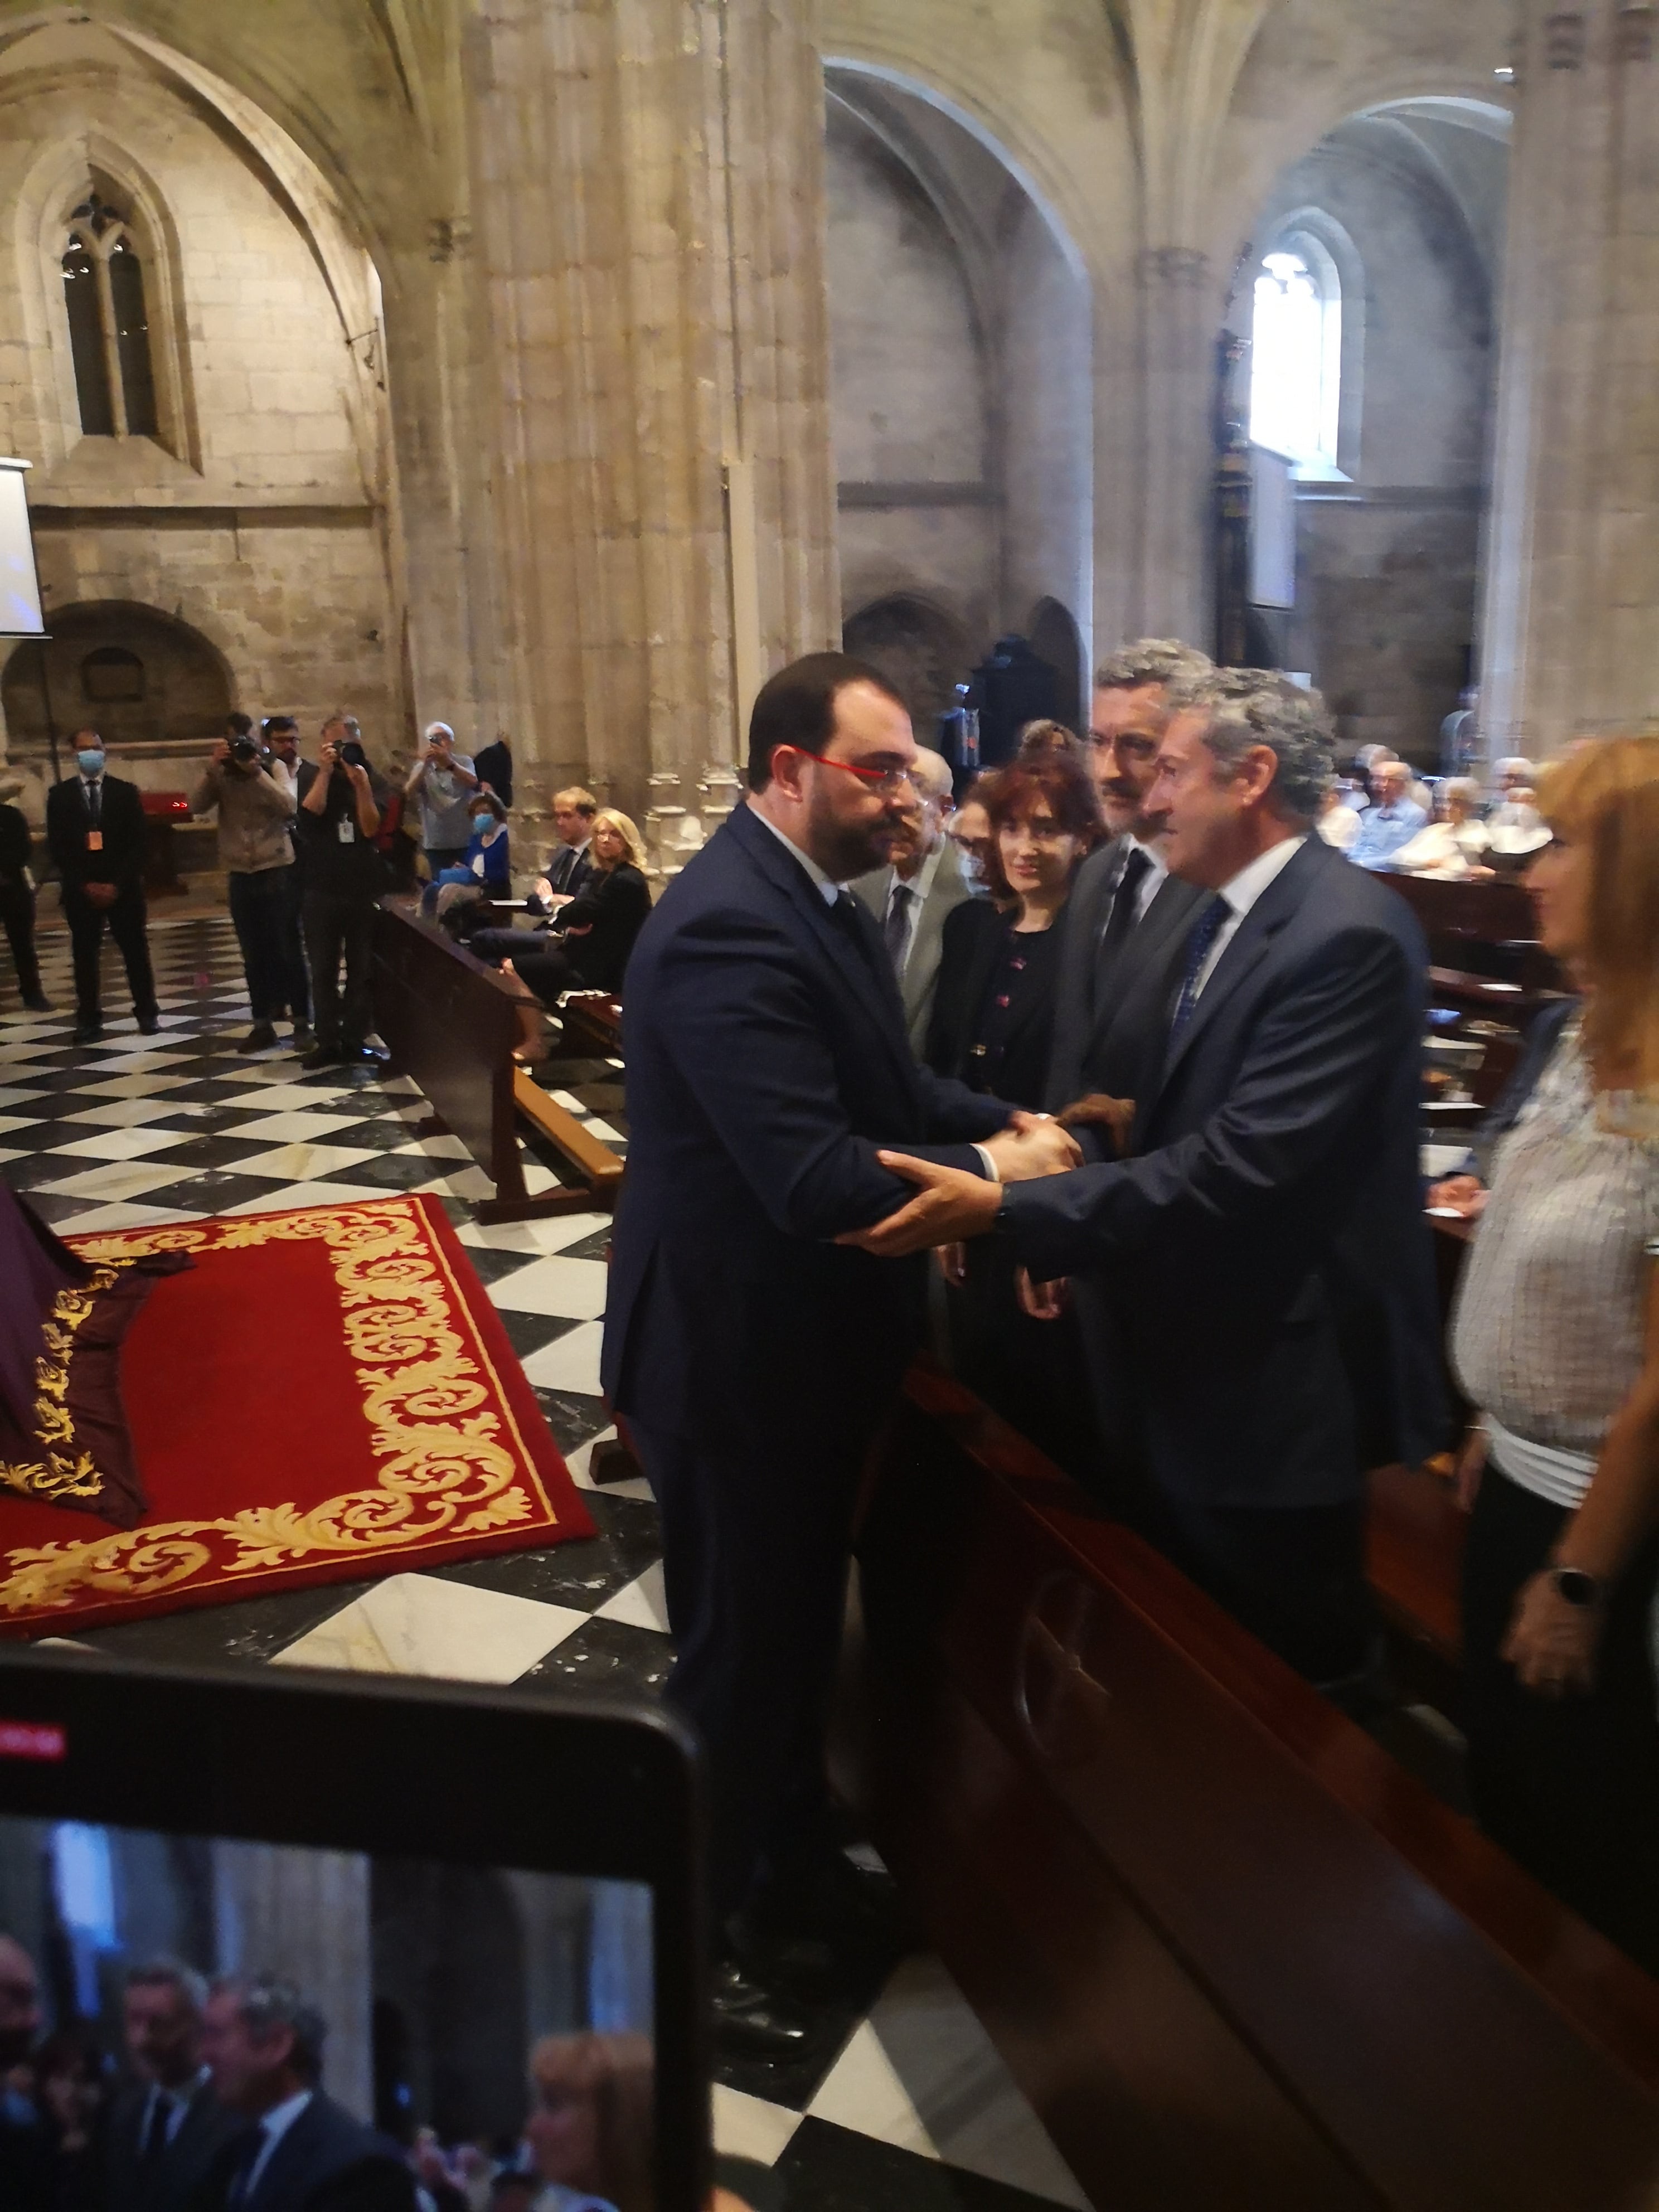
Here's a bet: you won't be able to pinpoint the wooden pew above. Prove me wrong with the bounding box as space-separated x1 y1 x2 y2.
852 1364 1659 2211
555 990 623 1059
372 898 622 1221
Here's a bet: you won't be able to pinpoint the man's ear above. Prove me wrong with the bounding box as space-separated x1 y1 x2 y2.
1239 744 1281 807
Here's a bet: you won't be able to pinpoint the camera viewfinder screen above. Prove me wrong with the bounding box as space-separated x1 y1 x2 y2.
0 1812 656 2212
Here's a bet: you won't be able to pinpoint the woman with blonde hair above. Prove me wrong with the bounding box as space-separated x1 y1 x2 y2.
1451 734 1659 1970
524 2031 654 2212
475 807 652 1061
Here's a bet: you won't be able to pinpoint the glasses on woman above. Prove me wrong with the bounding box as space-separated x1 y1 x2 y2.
787 748 917 797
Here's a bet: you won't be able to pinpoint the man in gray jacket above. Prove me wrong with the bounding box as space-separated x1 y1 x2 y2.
850 747 969 1056
191 716 304 1053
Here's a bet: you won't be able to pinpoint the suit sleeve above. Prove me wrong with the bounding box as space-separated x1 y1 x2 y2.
45 789 76 881
1000 924 1417 1280
649 906 998 1239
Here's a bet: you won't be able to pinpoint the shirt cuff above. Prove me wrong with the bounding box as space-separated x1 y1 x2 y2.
972 1143 1001 1183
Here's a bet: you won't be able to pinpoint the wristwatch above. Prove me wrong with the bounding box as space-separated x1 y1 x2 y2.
1549 1565 1603 1609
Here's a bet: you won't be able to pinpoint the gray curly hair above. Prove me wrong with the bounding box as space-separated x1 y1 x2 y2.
1165 667 1336 827
1094 638 1213 695
211 1974 328 2083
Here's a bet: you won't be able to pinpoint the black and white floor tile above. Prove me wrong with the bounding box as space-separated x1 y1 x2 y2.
1 910 1086 2211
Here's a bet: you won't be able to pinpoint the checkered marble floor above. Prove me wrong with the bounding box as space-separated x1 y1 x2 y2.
1 910 1086 2212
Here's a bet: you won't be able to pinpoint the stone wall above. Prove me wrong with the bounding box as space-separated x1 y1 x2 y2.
0 18 397 818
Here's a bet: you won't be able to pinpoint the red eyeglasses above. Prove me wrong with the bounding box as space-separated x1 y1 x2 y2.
784 748 918 796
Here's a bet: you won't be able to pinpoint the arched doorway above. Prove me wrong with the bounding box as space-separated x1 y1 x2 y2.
1027 598 1084 731
843 593 972 736
3 600 234 761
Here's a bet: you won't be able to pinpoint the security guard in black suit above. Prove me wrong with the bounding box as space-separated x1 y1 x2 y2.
44 726 158 1044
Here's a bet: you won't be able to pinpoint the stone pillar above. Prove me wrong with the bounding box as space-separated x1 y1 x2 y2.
462 0 840 871
1136 246 1216 647
212 1842 373 2121
1478 0 1659 756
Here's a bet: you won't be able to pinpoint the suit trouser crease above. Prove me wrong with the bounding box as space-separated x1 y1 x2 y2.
629 1413 865 1915
64 885 157 1021
227 868 292 1023
276 862 311 1022
0 879 40 999
302 890 376 1050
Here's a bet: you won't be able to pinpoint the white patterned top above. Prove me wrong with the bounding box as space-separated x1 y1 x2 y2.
1452 1018 1659 1499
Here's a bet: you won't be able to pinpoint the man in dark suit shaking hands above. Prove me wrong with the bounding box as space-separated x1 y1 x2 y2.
44 725 159 1045
197 1976 412 2212
603 653 1078 2050
107 1961 241 2212
846 670 1444 1687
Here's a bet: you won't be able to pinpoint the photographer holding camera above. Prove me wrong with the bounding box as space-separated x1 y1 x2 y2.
191 714 303 1054
404 720 478 875
295 713 385 1068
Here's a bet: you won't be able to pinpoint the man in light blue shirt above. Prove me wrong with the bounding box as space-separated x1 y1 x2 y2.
1348 760 1428 870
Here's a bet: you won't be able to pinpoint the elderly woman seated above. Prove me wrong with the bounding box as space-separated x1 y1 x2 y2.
1388 777 1493 879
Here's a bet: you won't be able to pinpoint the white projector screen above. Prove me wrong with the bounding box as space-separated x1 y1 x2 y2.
0 459 45 637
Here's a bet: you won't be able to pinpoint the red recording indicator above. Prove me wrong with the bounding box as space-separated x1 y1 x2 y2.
0 1720 67 1762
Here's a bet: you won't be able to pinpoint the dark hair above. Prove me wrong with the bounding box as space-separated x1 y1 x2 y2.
745 653 907 792
979 753 1102 901
212 1975 327 2085
263 716 298 738
227 713 254 739
470 789 507 822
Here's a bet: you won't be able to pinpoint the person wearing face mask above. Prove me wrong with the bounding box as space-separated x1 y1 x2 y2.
945 780 995 898
429 790 511 895
45 727 159 1045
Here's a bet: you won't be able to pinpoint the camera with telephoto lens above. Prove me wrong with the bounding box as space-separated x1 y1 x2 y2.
340 739 368 769
229 735 260 765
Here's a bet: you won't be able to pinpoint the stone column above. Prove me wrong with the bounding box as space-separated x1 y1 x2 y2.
1135 246 1217 647
1478 0 1659 755
462 0 839 871
212 1842 373 2121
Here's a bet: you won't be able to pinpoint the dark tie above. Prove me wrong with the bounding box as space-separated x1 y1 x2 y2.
1169 894 1230 1044
140 2092 171 2166
87 779 101 828
551 848 572 891
882 881 914 973
1098 846 1153 963
225 2124 266 2209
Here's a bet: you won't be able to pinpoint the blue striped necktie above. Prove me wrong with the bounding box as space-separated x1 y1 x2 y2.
1169 894 1230 1043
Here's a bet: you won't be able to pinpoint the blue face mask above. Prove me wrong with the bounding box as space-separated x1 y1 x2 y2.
77 749 104 777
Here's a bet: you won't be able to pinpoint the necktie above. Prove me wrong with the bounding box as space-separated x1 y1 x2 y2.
87 779 101 828
883 881 915 973
140 2092 171 2165
1169 894 1230 1044
1098 847 1153 963
226 2125 265 2207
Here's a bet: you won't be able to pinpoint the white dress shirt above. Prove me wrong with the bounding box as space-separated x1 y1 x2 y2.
239 2088 313 2201
1120 835 1168 924
1189 835 1307 1002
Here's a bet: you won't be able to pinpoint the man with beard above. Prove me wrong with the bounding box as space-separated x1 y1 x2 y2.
0 1933 47 2212
601 653 1078 2057
107 1962 241 2212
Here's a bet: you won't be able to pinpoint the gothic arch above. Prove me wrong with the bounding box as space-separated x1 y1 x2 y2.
843 593 973 733
1250 203 1366 477
2 600 236 760
1026 598 1085 732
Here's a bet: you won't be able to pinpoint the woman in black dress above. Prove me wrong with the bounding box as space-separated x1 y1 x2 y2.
501 808 652 1061
927 751 1100 1463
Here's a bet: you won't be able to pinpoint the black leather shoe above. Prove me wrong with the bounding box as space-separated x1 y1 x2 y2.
290 1023 316 1054
22 994 51 1013
709 1958 816 2060
240 1022 278 1053
72 1018 104 1045
136 1012 161 1035
748 1848 906 1956
300 1044 343 1070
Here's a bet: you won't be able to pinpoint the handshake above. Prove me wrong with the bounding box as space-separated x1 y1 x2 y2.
837 1098 1135 1262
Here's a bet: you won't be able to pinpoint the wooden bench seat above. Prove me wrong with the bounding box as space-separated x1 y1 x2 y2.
851 1364 1659 2211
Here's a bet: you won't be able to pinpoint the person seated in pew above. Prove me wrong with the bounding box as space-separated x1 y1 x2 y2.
1386 776 1493 880
1348 759 1429 870
1425 995 1579 1220
470 811 651 1064
1449 734 1659 1975
1314 784 1360 851
425 789 511 903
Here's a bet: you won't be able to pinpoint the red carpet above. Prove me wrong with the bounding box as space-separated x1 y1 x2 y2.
0 1195 595 1636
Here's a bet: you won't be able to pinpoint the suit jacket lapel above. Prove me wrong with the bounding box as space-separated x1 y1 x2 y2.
1151 839 1322 1105
724 807 921 1104
1080 869 1195 1074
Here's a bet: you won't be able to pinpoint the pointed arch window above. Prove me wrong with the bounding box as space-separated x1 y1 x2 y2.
1249 234 1342 474
61 190 158 439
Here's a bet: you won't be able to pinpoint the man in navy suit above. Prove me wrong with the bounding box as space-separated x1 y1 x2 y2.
44 726 159 1045
602 653 1077 2045
846 669 1445 1686
197 1976 411 2212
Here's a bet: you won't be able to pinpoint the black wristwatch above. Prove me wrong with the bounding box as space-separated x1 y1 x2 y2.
1549 1565 1603 1609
